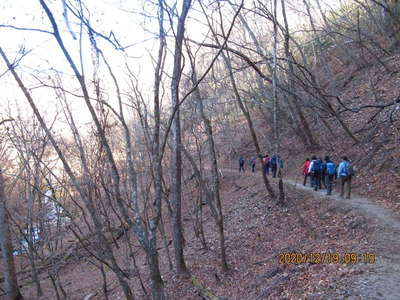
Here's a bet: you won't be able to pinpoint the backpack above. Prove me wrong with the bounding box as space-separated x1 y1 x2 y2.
262 157 267 166
344 162 355 176
311 160 320 172
279 158 284 169
326 162 336 175
271 156 277 166
320 162 326 172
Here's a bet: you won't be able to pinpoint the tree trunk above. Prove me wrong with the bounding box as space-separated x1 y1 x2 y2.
169 0 192 275
0 169 24 300
188 57 228 270
1 46 134 300
147 229 166 300
270 0 285 205
203 13 276 198
224 51 276 199
281 0 319 150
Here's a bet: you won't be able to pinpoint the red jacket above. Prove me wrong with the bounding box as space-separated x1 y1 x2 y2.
303 161 311 175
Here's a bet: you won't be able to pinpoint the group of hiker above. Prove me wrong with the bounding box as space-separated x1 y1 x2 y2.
303 156 354 199
239 154 355 199
239 154 284 178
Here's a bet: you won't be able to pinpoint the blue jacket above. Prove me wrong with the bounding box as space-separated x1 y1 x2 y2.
325 160 336 175
337 161 349 178
271 155 277 165
308 160 317 173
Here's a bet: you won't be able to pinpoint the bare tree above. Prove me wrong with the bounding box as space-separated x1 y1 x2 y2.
168 0 192 275
200 1 276 199
0 119 23 300
185 46 229 270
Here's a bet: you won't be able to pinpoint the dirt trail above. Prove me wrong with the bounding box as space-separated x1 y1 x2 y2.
284 177 400 299
221 168 400 299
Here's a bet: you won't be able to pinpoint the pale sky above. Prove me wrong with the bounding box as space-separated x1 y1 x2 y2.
0 0 344 130
1 0 165 128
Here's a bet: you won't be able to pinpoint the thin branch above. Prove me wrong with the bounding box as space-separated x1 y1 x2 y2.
0 24 53 34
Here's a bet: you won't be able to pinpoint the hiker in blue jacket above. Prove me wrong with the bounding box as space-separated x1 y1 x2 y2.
271 154 278 178
337 156 354 199
239 156 245 172
316 157 324 189
320 157 328 189
270 155 284 178
324 156 336 196
250 156 256 172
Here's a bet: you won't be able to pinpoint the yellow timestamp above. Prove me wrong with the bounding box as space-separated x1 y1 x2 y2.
278 252 376 264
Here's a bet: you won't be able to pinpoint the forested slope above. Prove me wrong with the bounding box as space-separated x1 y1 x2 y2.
0 0 399 299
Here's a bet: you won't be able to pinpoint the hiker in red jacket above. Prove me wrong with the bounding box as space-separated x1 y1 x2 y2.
303 158 311 186
262 154 270 175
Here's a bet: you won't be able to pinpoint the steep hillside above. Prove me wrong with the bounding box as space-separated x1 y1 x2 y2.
223 51 400 215
2 1 400 299
13 167 378 299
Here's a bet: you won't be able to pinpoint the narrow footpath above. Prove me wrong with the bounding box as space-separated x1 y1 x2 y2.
221 168 400 299
285 177 400 299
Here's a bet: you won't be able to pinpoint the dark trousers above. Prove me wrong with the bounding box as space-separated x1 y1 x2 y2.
252 163 255 172
265 163 270 175
316 171 322 190
303 174 309 186
271 164 277 178
311 172 320 190
340 176 352 198
239 163 245 172
325 174 334 195
321 172 327 189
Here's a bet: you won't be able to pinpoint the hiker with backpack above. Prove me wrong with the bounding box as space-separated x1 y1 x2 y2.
239 156 245 173
316 157 324 189
308 156 320 191
250 156 256 172
319 157 327 189
324 156 336 196
271 154 277 178
337 156 354 199
302 158 311 186
266 155 271 175
262 154 270 175
278 155 284 174
270 154 284 178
